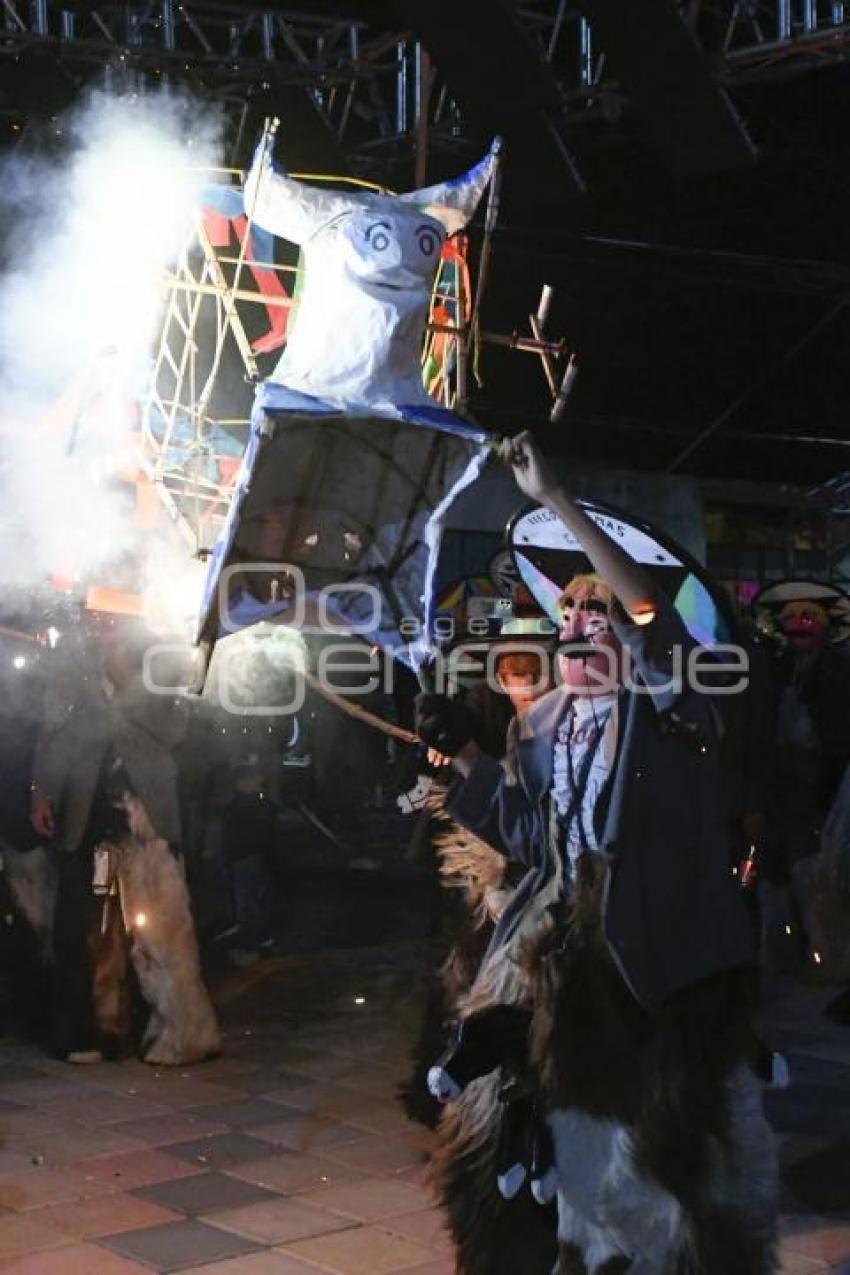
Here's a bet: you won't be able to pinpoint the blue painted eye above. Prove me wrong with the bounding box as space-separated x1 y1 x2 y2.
417 227 438 257
365 221 391 252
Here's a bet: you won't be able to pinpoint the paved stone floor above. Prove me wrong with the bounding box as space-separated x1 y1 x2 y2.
0 940 848 1273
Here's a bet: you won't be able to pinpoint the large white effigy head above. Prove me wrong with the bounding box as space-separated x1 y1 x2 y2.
243 140 499 414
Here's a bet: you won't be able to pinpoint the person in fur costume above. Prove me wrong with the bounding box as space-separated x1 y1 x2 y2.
416 433 777 1275
403 630 560 1272
30 623 220 1066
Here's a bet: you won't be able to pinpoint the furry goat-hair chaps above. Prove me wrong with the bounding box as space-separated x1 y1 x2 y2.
419 794 559 1272
420 801 778 1275
94 797 221 1067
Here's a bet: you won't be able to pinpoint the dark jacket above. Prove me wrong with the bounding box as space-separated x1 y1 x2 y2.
31 660 187 854
447 597 754 1008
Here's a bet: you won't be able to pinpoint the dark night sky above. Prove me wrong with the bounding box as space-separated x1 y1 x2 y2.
1 6 849 489
468 65 850 487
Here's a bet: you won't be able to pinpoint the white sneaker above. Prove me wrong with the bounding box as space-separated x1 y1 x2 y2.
497 1163 527 1200
66 1049 103 1065
531 1166 559 1205
427 1065 462 1102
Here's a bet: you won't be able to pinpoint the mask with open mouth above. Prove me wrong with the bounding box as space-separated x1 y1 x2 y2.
779 599 829 651
557 574 622 694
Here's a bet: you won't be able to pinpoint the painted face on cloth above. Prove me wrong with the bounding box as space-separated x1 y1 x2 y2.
557 574 623 695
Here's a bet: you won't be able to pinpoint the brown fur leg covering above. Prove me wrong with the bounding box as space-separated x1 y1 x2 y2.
117 814 220 1066
90 896 131 1050
399 793 505 1127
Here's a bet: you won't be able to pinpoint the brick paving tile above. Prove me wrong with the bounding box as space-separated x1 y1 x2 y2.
186 1098 294 1129
225 1151 364 1195
1 1078 98 1104
174 1253 325 1275
0 1067 52 1088
268 1053 376 1084
222 1071 307 1097
220 1042 296 1069
0 1167 114 1212
8 1125 143 1167
249 1114 368 1155
298 1177 431 1224
121 1079 245 1109
99 1218 261 1271
37 1090 171 1125
377 1209 454 1253
35 1192 181 1238
330 1102 420 1138
80 1149 208 1190
166 1132 280 1170
206 1196 355 1246
781 1218 850 1265
778 1253 830 1274
109 1113 230 1147
0 1151 56 1178
134 1171 280 1216
181 1059 262 1083
394 1163 432 1189
259 1080 350 1110
318 1132 427 1176
0 1241 152 1273
0 1110 72 1140
0 1212 71 1259
282 1222 434 1274
394 1264 455 1275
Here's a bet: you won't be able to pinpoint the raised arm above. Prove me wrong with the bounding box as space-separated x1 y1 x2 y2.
500 432 656 623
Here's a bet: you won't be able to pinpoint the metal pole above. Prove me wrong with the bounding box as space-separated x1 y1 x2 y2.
31 0 47 35
261 12 274 60
336 23 359 141
229 99 249 167
546 0 567 62
579 17 593 88
396 39 408 135
414 43 431 187
161 0 175 50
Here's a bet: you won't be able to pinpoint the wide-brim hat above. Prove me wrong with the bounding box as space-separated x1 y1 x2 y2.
490 614 557 645
753 579 850 643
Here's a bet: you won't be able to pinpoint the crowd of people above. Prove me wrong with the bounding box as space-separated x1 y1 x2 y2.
0 615 394 1065
0 435 847 1273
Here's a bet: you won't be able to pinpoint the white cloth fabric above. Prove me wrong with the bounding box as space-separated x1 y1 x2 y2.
243 141 498 415
551 693 617 872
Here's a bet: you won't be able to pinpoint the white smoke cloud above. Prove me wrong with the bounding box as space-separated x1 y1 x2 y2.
0 87 223 600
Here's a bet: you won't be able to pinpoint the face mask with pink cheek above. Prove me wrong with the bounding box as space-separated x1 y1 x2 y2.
558 597 622 693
